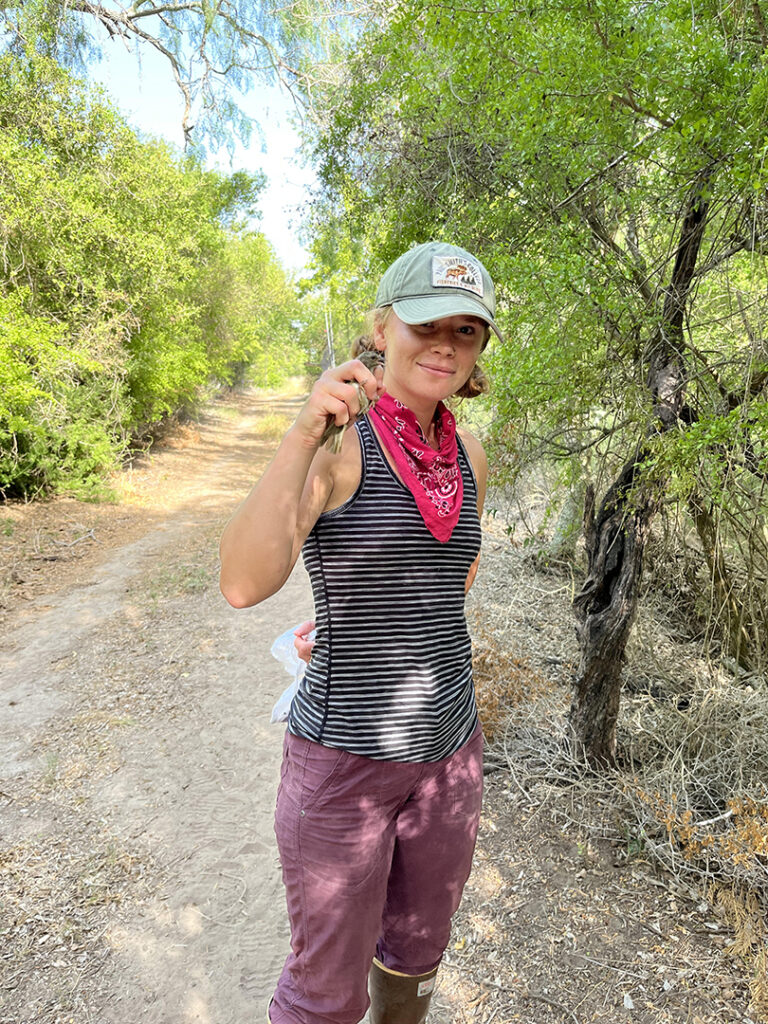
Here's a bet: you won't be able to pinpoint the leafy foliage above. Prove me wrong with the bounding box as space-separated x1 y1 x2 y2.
308 0 768 670
0 290 122 498
0 0 358 147
204 231 306 387
0 53 302 497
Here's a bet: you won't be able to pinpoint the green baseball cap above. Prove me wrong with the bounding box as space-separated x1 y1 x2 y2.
375 241 503 342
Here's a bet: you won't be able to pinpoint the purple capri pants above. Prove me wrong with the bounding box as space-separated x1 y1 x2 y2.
270 724 484 1024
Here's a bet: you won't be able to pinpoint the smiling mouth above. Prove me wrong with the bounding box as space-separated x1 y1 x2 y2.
419 363 454 376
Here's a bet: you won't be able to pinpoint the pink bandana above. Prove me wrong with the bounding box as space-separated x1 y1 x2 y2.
369 391 463 543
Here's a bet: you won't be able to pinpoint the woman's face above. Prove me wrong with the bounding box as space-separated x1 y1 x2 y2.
374 311 485 410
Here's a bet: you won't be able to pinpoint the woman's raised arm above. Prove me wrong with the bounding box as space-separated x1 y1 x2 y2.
219 360 381 609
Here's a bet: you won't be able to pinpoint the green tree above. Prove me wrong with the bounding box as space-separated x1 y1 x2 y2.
203 230 305 387
300 202 380 369
1 0 357 146
307 0 768 763
0 52 301 496
0 290 122 497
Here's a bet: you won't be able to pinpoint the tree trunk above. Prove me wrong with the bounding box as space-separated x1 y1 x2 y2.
569 463 658 764
568 169 712 765
689 495 761 672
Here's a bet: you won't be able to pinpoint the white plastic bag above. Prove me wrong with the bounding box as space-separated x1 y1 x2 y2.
270 624 315 724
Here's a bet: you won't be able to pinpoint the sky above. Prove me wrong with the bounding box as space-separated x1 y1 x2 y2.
87 41 316 274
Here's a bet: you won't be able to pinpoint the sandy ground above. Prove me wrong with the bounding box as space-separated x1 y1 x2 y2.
0 389 756 1024
1 391 303 1023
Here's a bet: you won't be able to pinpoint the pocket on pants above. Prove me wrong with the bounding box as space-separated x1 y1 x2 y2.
282 732 351 815
286 737 388 894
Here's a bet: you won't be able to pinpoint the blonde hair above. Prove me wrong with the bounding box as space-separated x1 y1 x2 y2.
351 307 489 400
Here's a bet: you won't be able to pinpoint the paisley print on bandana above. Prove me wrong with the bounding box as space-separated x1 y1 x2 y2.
368 391 463 543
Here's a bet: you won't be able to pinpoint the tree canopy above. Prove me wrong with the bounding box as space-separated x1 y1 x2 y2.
0 0 357 146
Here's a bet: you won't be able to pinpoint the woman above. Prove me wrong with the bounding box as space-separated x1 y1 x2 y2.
220 241 502 1024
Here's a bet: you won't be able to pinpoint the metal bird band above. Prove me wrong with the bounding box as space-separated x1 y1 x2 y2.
320 350 385 454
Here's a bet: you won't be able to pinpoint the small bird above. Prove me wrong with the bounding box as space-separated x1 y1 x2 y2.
320 349 384 454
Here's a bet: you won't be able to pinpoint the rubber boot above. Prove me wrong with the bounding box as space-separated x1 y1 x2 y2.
368 957 438 1024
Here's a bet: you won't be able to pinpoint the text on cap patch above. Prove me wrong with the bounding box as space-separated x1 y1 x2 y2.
431 255 484 297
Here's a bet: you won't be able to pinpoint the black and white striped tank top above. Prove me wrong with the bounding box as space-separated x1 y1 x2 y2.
287 415 481 762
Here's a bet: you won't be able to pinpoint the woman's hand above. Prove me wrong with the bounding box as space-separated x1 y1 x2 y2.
293 620 316 664
291 359 383 451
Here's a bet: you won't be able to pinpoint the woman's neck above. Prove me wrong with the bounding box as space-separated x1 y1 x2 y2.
382 386 439 444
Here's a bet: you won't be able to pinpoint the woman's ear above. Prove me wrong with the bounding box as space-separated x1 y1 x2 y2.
373 319 387 352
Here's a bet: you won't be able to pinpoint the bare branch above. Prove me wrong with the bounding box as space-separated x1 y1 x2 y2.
42 0 319 143
692 233 768 278
126 2 208 20
725 367 768 412
612 88 676 129
645 166 714 429
553 126 673 213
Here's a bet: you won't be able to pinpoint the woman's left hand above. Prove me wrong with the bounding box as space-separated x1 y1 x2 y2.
293 620 316 663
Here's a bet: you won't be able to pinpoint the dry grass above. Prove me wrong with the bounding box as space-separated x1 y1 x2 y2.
0 814 153 1019
254 411 294 441
471 502 768 1022
477 672 768 1019
471 663 768 1019
472 629 555 745
615 682 768 1018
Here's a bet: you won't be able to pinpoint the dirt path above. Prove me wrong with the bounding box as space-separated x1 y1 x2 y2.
0 389 754 1024
1 391 309 1023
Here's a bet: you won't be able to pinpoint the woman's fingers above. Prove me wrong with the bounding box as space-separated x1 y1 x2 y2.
295 360 380 445
293 620 316 664
323 361 379 409
325 359 380 404
294 636 315 663
322 378 364 425
354 358 383 401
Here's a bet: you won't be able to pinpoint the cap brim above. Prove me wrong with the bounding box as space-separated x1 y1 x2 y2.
392 296 504 342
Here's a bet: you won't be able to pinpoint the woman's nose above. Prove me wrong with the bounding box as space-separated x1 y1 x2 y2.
431 330 455 352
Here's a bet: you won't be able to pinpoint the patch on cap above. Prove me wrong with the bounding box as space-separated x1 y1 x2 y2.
431 255 484 297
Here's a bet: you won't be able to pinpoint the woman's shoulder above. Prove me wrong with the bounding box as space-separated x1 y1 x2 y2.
457 427 487 471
